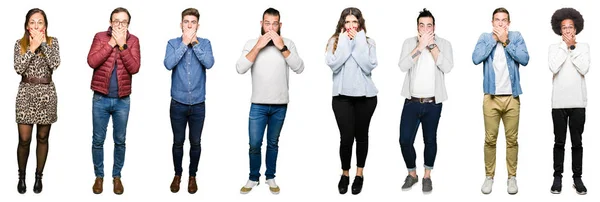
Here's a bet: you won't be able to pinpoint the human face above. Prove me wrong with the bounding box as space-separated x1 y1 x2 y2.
27 12 46 33
560 19 575 36
181 15 199 32
492 12 510 29
344 14 359 32
110 12 129 30
417 16 434 35
261 14 280 34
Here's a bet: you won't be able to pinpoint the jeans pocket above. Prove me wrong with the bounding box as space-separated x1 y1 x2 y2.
93 93 103 102
121 96 131 105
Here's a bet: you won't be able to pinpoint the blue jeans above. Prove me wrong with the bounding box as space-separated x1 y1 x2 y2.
399 99 442 171
92 92 130 178
170 99 205 177
248 103 287 181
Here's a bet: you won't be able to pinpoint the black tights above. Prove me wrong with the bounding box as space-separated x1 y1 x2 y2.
17 124 51 175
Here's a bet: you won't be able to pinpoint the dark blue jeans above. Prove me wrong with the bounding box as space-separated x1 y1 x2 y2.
399 99 442 171
92 92 130 178
170 99 206 177
248 103 287 181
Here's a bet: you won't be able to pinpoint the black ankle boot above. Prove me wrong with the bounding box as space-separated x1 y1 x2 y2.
351 176 364 195
33 172 43 194
338 175 349 194
17 170 26 194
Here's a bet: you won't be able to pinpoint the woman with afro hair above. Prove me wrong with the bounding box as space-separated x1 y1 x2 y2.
548 7 589 195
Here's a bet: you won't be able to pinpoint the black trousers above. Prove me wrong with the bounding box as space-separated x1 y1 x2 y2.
552 108 585 178
332 95 377 170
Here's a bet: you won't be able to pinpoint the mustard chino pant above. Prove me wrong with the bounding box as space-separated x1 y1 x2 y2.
483 94 520 177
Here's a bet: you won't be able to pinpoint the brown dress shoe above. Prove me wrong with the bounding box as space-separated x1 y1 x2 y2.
93 177 103 194
188 176 198 194
113 177 124 195
170 175 181 193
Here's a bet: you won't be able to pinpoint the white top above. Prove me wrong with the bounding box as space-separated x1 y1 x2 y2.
549 41 590 108
398 35 454 104
411 49 435 97
493 43 512 95
236 37 305 104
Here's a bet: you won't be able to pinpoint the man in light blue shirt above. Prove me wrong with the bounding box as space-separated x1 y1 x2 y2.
163 7 215 194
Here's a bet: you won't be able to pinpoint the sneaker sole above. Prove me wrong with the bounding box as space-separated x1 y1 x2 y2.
550 190 561 194
573 185 587 195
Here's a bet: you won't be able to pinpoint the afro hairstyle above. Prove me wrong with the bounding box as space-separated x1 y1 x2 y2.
551 8 584 35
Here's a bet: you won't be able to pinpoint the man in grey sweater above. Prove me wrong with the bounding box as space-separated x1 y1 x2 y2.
236 7 304 195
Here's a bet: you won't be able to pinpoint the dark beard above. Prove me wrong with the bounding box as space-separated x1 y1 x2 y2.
261 28 281 46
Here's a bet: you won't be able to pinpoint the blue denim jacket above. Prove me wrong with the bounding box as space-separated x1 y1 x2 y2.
472 31 529 97
164 37 215 105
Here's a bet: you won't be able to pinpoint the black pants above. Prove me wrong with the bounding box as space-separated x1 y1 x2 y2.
552 108 585 178
332 95 377 170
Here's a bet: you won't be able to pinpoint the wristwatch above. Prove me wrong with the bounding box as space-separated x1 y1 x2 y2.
119 44 128 51
502 39 510 47
279 45 288 52
569 45 576 50
426 44 437 51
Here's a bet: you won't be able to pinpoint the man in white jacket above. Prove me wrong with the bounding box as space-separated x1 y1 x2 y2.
548 7 589 195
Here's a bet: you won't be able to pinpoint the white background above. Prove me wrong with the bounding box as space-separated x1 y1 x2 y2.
0 0 597 202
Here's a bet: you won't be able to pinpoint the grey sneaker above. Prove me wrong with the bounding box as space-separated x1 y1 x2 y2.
507 176 518 195
422 178 432 193
401 175 418 191
481 176 493 194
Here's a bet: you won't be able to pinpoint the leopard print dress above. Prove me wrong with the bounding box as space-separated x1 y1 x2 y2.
14 37 60 124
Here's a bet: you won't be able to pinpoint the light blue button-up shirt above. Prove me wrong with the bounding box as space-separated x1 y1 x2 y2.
164 37 215 105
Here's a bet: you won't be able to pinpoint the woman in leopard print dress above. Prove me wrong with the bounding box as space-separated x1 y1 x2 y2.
14 8 60 194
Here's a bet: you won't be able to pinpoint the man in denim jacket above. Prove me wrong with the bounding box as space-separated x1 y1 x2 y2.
472 7 529 195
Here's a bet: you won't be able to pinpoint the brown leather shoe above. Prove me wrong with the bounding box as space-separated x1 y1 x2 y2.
113 177 124 195
92 177 103 194
170 175 181 193
188 176 198 194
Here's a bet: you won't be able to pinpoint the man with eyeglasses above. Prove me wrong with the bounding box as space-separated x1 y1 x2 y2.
87 7 140 195
472 7 529 195
548 7 589 195
236 7 304 195
163 8 215 194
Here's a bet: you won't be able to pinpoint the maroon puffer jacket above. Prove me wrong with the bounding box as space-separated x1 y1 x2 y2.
87 27 141 98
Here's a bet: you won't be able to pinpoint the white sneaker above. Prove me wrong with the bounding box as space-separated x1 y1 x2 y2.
481 176 494 194
240 180 259 194
507 176 518 194
266 179 280 195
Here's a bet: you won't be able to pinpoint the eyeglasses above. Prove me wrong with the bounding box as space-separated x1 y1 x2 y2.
112 20 129 26
561 26 575 31
263 22 280 27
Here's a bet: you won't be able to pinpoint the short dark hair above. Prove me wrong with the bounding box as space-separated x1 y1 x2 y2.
492 7 510 22
417 8 435 25
110 7 131 23
263 7 280 20
551 7 584 35
182 8 200 21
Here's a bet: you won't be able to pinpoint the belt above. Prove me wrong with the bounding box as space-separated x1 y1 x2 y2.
408 96 435 103
21 76 52 84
